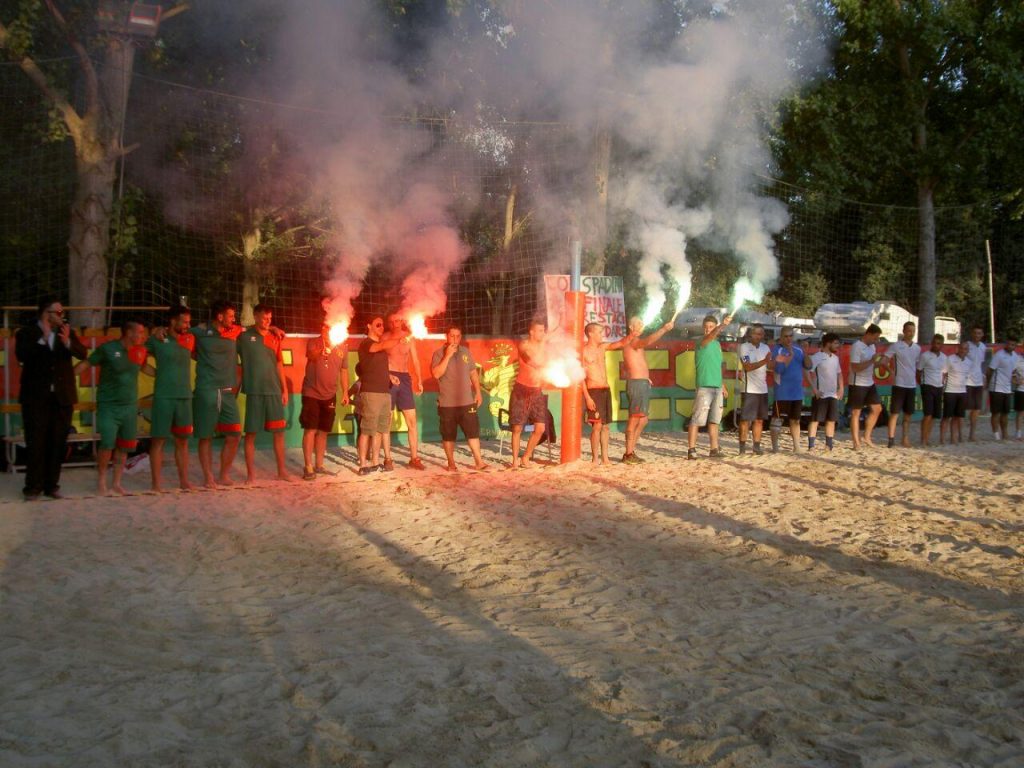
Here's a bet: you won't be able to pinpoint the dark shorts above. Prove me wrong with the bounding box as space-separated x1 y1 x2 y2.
966 385 984 411
439 405 481 442
390 371 416 411
740 392 770 422
920 384 943 418
1016 391 1024 413
943 392 966 419
300 395 337 432
586 387 612 424
890 386 917 415
626 379 651 417
847 384 880 409
509 382 547 426
774 399 803 422
811 397 840 424
990 391 1012 415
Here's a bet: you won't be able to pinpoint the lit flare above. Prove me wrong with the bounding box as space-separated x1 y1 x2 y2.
328 320 349 346
730 277 762 316
674 280 691 313
409 314 429 339
543 355 584 389
641 295 666 327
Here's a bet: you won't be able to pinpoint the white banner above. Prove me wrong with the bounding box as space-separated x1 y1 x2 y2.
544 275 627 341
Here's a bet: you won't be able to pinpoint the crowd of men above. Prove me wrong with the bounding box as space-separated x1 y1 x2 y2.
572 315 1023 464
14 298 490 499
13 297 1022 499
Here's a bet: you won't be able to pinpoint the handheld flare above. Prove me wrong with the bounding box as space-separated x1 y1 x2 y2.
409 314 429 339
328 320 350 347
730 277 762 317
641 295 666 327
543 355 584 389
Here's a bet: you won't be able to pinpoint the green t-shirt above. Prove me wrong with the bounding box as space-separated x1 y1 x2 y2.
190 326 240 390
89 340 141 405
695 339 723 389
237 328 282 395
145 334 193 399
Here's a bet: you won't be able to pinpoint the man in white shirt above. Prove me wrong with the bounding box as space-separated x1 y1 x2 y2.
942 340 971 445
965 325 988 441
884 321 920 448
987 335 1019 441
847 323 883 449
808 333 843 451
1014 355 1024 441
738 323 772 455
917 334 946 446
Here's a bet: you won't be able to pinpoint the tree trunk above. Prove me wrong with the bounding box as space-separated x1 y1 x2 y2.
916 179 936 341
585 127 612 273
241 225 262 327
67 37 136 328
491 185 517 337
67 140 117 329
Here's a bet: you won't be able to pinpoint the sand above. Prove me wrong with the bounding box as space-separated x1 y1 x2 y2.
1 427 1022 767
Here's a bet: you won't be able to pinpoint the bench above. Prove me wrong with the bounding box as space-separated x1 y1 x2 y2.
3 431 102 473
2 402 103 474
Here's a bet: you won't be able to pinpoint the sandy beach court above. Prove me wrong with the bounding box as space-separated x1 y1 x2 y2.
1 429 1022 766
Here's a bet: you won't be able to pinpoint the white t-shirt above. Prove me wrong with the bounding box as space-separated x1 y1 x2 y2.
739 342 771 394
988 349 1019 394
917 350 946 388
966 341 987 387
885 340 921 389
1015 359 1024 393
850 340 876 387
943 355 970 394
810 351 842 399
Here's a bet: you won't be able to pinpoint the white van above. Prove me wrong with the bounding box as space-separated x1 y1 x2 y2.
934 316 962 343
814 301 917 342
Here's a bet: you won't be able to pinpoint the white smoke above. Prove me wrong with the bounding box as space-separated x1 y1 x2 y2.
186 0 823 329
425 0 823 317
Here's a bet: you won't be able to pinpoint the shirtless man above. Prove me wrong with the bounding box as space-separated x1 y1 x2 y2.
382 313 425 470
581 323 629 465
621 312 678 464
508 320 549 469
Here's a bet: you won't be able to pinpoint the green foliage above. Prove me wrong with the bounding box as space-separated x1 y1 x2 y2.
773 0 1024 328
763 268 829 319
108 185 142 293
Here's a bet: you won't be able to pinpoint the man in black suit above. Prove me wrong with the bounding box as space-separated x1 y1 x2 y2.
15 297 89 500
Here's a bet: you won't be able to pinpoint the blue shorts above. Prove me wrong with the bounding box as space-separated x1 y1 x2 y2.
390 371 416 411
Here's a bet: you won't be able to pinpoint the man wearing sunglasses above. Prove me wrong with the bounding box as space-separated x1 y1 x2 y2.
15 298 89 500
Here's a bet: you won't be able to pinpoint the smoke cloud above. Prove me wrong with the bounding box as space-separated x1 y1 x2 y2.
143 0 822 330
424 0 823 318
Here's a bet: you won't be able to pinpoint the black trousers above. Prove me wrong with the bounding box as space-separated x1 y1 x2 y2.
21 394 73 495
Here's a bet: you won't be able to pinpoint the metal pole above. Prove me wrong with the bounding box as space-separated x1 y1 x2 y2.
3 309 10 451
559 239 586 464
570 240 582 292
985 239 996 342
560 291 586 464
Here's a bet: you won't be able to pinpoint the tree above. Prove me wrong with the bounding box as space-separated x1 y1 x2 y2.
0 1 186 326
776 1 1024 339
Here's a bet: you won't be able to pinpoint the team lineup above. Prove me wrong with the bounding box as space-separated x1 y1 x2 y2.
14 297 1024 499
